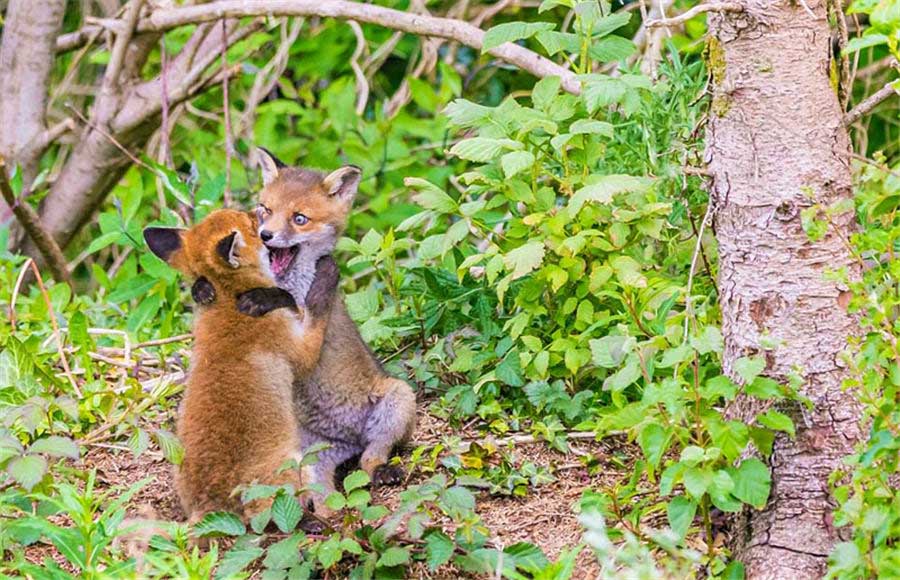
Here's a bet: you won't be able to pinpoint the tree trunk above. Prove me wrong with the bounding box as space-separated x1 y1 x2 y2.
0 0 66 186
706 1 862 577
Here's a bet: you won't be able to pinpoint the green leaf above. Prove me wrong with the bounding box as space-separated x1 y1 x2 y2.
531 76 561 110
638 423 671 470
569 119 614 136
8 455 47 490
589 36 636 62
263 533 304 570
154 429 184 465
376 546 411 567
734 356 766 384
425 531 455 570
732 458 771 509
746 377 781 399
28 436 79 459
667 496 697 540
343 470 371 492
683 467 713 499
691 326 724 355
443 99 493 127
215 542 264 579
602 357 641 392
501 150 536 178
193 511 246 537
610 255 648 288
757 410 795 437
589 335 634 368
503 241 545 279
594 12 632 37
449 138 523 162
482 21 555 52
406 178 457 213
569 175 652 212
272 493 303 532
843 33 888 54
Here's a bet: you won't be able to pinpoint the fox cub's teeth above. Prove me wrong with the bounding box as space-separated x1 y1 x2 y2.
269 246 298 276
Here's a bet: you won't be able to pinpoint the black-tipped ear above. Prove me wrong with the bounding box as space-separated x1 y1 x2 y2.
143 227 184 263
257 147 287 187
322 165 361 203
215 230 244 268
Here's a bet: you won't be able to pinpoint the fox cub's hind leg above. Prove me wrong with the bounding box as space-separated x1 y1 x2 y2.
360 378 416 487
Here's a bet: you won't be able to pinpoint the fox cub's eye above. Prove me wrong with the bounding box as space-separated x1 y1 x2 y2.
257 204 271 217
293 213 309 226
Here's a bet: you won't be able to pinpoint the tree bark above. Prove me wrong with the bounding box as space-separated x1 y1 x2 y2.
706 1 862 577
0 0 67 187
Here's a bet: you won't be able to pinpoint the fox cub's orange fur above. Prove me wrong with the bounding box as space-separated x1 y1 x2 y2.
143 209 338 523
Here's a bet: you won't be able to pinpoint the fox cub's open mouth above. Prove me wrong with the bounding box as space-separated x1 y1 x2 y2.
267 245 299 277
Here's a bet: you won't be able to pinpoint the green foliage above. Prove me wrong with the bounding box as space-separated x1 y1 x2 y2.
827 157 900 579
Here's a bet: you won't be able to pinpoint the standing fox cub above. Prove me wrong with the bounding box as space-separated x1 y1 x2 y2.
225 150 416 517
143 209 339 523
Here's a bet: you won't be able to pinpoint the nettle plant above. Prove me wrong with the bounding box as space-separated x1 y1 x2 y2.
826 159 900 579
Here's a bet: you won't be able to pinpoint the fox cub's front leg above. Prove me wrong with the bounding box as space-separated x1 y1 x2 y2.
236 256 338 318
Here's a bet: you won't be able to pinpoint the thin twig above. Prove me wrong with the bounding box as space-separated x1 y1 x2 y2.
8 259 32 327
221 19 233 206
0 157 73 286
844 81 899 126
645 2 743 27
159 35 172 167
28 260 81 397
348 21 370 116
65 104 153 170
684 200 715 341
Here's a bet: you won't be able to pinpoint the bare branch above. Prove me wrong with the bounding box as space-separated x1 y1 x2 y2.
645 2 743 27
0 157 73 287
61 0 580 94
102 0 145 92
844 81 899 126
348 21 370 116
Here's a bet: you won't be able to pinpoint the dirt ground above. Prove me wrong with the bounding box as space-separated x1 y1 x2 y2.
21 398 634 578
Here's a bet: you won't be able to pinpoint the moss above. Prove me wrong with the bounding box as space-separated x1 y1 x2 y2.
712 94 732 117
706 36 727 86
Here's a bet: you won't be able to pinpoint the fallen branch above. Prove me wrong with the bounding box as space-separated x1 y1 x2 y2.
58 0 580 94
845 81 899 126
645 2 743 27
0 156 73 286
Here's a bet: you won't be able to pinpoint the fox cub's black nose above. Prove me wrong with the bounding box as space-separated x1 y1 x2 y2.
260 230 274 242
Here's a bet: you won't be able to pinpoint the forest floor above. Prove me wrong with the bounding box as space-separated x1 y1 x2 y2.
21 370 637 578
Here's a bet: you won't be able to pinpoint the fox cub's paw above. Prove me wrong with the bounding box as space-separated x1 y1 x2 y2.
191 277 216 306
236 287 297 317
371 464 405 488
307 255 339 317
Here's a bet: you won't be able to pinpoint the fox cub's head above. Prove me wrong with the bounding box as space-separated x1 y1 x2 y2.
255 148 360 280
143 209 273 292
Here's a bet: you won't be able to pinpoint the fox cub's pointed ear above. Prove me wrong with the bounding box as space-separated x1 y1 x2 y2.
323 165 361 203
257 147 286 187
144 227 185 264
216 230 245 268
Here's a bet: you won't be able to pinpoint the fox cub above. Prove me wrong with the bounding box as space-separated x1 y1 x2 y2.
239 150 417 517
143 209 338 523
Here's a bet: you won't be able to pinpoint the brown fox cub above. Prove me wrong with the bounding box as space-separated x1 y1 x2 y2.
251 150 416 516
143 209 339 523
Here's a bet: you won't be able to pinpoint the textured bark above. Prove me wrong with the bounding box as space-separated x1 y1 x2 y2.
21 21 249 253
0 0 67 186
706 1 862 577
